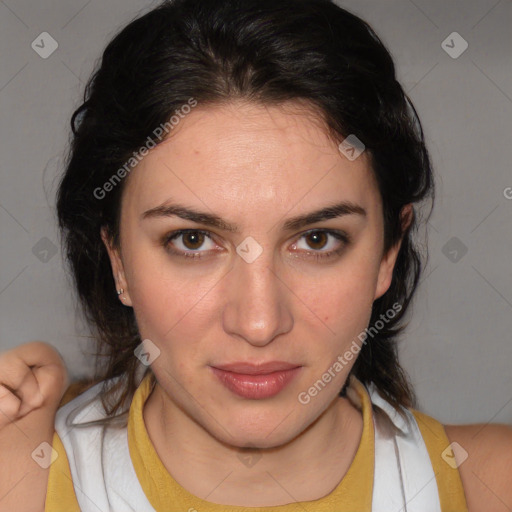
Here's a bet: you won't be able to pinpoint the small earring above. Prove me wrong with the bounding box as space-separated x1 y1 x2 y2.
117 288 124 296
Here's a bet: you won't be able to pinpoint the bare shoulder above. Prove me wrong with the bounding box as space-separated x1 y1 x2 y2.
444 422 512 512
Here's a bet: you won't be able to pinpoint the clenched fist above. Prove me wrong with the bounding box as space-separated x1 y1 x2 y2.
0 342 69 426
0 342 69 512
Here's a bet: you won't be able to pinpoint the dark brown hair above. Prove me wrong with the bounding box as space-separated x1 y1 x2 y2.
57 0 434 420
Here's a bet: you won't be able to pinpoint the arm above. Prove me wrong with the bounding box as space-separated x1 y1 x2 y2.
0 342 69 512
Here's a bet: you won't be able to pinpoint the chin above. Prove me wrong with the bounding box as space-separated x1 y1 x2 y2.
208 414 303 451
228 431 295 451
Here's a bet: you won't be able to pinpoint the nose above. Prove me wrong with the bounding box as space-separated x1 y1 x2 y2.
222 249 293 347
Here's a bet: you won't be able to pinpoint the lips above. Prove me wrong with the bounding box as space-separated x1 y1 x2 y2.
209 361 302 399
212 361 300 375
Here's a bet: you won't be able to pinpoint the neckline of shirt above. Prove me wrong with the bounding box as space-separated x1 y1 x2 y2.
127 374 375 511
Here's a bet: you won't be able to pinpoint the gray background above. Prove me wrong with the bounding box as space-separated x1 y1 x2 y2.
0 0 511 425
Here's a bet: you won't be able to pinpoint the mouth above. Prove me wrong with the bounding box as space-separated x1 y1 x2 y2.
209 361 302 399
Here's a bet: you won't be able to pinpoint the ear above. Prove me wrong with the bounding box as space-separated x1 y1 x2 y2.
374 204 413 301
101 226 133 307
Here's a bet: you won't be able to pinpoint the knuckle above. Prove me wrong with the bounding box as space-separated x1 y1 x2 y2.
0 392 22 420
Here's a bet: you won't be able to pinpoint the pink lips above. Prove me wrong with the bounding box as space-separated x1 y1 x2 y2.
209 362 302 399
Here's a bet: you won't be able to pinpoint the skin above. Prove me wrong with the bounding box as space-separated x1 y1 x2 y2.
0 342 68 512
445 424 512 511
0 99 509 511
102 99 409 506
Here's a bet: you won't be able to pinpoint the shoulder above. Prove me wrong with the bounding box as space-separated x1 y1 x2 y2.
444 422 512 512
55 378 117 434
59 378 98 407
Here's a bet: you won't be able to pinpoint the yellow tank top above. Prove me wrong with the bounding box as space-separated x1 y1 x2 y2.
45 374 468 511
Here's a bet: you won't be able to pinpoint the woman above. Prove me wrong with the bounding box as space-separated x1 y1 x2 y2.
0 0 510 510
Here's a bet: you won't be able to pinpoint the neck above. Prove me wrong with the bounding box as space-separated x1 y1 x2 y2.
143 384 364 507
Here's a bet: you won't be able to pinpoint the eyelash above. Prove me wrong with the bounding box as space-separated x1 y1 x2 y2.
161 229 350 261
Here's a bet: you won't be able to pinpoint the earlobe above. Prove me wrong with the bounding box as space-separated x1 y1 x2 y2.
100 227 133 307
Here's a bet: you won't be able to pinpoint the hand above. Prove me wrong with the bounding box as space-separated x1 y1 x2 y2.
0 342 69 428
0 342 69 511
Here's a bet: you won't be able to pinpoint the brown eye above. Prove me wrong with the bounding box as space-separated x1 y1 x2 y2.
305 231 328 250
163 229 216 259
292 229 350 261
181 231 205 250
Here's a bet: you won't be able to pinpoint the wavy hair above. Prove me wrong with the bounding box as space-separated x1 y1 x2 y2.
57 0 434 420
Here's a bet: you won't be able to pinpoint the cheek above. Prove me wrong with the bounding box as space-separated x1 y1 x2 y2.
128 274 217 382
126 251 221 341
298 254 380 338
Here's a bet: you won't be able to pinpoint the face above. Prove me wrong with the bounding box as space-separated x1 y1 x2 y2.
103 100 407 448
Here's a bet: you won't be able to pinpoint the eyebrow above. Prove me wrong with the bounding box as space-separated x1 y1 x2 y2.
141 200 366 232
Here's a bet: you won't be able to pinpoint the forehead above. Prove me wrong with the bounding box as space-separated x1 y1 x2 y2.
121 100 381 223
